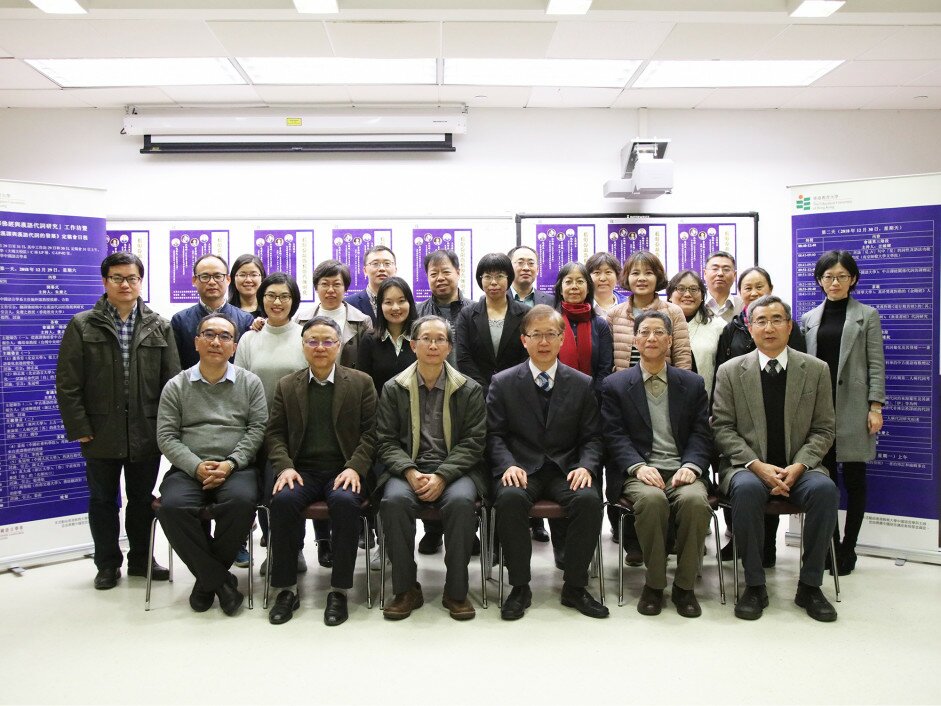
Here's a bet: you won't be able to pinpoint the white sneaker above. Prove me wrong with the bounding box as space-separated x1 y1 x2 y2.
260 550 306 576
369 551 390 572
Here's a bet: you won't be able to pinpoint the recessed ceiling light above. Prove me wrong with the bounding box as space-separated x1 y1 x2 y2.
787 0 845 18
444 59 641 88
28 0 85 14
24 58 246 87
546 0 592 15
633 60 843 88
237 57 437 85
293 0 339 13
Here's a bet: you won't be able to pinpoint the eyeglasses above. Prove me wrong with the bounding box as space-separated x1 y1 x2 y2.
366 260 395 269
235 272 262 280
673 285 701 295
820 274 851 284
707 265 734 274
523 332 563 342
751 316 790 329
197 331 234 343
417 336 449 347
106 275 141 285
316 282 344 291
196 273 227 283
304 338 339 349
562 279 588 287
635 329 669 339
513 259 537 268
482 274 508 284
263 293 293 303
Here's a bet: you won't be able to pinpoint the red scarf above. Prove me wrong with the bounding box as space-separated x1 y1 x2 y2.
559 302 593 375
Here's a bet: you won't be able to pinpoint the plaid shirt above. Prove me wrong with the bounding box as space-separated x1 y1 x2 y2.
106 300 137 388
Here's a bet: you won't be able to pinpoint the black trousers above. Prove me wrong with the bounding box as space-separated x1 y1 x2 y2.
822 444 867 549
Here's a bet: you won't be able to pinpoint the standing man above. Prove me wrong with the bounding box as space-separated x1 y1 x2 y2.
156 314 268 616
346 245 397 326
712 295 838 622
376 315 487 621
601 311 713 618
265 317 377 627
488 305 608 620
702 251 743 324
57 252 181 590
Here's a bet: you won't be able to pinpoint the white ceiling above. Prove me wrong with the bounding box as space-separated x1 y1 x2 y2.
0 0 939 110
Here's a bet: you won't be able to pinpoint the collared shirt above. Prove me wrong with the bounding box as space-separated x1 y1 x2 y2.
105 299 137 387
367 289 378 317
705 293 742 324
382 329 411 356
512 287 536 308
528 359 558 389
200 300 227 315
639 363 668 399
416 368 448 469
187 362 237 385
757 348 789 373
308 364 337 386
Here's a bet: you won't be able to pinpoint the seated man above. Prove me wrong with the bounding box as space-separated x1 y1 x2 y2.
266 317 377 627
712 294 838 622
488 304 608 620
601 311 713 618
156 314 268 616
377 315 487 621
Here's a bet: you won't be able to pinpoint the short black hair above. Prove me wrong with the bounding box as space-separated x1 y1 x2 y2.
737 266 772 290
814 250 859 293
364 245 396 267
374 276 418 340
507 245 538 261
101 252 144 278
193 253 228 276
423 249 460 273
312 259 351 290
475 252 515 289
227 253 267 307
197 313 239 342
705 250 737 267
258 272 301 319
633 310 673 336
302 316 342 338
411 315 452 344
553 261 595 312
585 251 622 279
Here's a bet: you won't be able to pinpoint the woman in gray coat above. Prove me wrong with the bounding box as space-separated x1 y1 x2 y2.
800 250 885 575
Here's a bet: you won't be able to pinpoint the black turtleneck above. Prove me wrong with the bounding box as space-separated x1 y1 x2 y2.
818 297 849 401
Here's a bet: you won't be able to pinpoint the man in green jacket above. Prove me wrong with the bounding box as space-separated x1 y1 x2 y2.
56 252 181 590
376 315 487 621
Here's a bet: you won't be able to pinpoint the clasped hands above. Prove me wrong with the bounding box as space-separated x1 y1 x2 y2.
750 461 805 496
405 468 445 502
196 459 235 490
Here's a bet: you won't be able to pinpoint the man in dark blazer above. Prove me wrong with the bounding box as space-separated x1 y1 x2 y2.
601 311 713 618
713 295 838 622
488 304 608 620
265 316 377 627
345 245 397 326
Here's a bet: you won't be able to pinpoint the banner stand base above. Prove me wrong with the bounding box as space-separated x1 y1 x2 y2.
785 531 941 566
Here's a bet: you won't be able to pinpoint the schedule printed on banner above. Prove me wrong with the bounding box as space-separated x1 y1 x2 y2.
412 228 472 302
535 224 595 294
607 222 666 297
106 230 150 301
333 228 392 292
677 223 736 284
169 230 229 303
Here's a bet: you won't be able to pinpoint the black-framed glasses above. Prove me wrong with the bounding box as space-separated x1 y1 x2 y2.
106 275 141 285
263 293 293 303
304 339 339 349
523 332 563 342
673 285 701 295
196 273 227 283
197 331 234 342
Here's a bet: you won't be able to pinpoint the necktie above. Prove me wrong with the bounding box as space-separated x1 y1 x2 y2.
537 371 551 392
765 359 780 377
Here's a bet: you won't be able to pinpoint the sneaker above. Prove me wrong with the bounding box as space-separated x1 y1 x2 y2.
234 545 250 569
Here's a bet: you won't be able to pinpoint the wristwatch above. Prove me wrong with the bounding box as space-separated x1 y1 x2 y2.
224 456 239 471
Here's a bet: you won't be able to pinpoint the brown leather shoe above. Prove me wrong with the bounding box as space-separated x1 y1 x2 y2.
442 594 476 621
383 583 424 620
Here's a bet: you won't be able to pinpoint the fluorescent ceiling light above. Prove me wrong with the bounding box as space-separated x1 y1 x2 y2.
237 57 436 85
546 0 592 15
24 58 245 87
444 59 641 88
787 0 845 18
633 60 843 88
293 0 339 13
29 0 85 13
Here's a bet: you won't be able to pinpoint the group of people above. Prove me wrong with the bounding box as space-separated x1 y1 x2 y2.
55 240 885 627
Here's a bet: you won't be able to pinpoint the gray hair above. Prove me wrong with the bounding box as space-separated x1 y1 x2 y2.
633 310 672 336
747 294 791 321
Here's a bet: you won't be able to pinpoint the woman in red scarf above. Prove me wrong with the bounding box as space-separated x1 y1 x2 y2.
553 261 614 394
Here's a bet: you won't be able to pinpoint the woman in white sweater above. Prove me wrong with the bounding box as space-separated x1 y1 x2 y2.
666 269 725 399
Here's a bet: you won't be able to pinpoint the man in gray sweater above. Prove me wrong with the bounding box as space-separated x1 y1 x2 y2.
156 314 268 616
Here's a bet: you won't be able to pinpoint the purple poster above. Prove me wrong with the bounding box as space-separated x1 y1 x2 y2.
412 228 472 302
333 228 392 293
535 223 592 294
677 223 737 280
169 230 229 304
792 206 941 521
254 229 298 278
606 222 667 297
106 229 150 302
0 211 106 525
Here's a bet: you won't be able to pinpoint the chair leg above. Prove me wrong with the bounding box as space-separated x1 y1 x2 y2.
257 505 271 610
145 517 158 611
596 531 605 606
618 510 625 607
731 515 740 604
799 513 805 570
378 513 386 610
363 515 373 609
712 511 726 605
479 509 488 609
247 522 254 610
830 536 841 602
486 506 496 582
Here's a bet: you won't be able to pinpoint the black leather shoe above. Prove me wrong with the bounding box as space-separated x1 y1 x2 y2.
671 585 702 618
795 582 837 622
269 589 300 625
637 584 663 616
624 540 643 567
189 582 215 612
561 584 609 618
501 584 532 621
532 526 550 543
128 560 169 582
94 567 120 590
417 531 442 555
324 591 349 626
317 541 333 568
837 547 857 576
734 585 768 621
720 541 734 562
358 529 376 551
217 578 244 616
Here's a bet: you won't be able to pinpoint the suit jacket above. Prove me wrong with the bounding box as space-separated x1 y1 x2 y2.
511 288 554 308
265 364 378 485
170 302 254 370
486 361 603 481
455 295 529 397
601 365 712 503
345 289 377 326
711 348 835 495
294 302 374 369
800 296 885 462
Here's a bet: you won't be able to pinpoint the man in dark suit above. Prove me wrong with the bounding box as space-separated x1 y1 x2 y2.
488 304 608 620
265 316 377 626
345 245 396 326
601 311 713 618
713 294 838 622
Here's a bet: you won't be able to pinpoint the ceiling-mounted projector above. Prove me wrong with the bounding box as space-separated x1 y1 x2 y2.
603 138 673 199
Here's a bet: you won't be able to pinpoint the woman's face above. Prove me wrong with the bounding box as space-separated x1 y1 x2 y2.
481 271 509 302
316 274 346 310
380 286 409 328
234 262 263 300
819 263 856 302
627 263 657 298
669 274 703 319
262 284 292 326
740 270 772 305
590 265 618 297
561 271 589 305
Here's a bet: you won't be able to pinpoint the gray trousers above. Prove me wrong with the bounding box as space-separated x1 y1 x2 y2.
380 475 477 600
729 470 838 588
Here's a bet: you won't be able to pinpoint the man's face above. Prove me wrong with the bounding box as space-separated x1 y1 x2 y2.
103 264 142 307
426 258 460 300
364 250 396 289
703 256 736 299
521 315 564 368
635 317 672 368
315 275 346 311
192 256 229 304
511 247 538 290
302 324 341 370
747 302 793 357
410 320 451 366
194 317 237 364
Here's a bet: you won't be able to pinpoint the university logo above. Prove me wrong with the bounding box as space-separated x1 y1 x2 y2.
796 195 811 211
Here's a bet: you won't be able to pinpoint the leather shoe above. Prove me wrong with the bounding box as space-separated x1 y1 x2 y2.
189 582 215 612
636 584 663 616
383 582 424 620
734 585 769 621
532 526 550 543
671 585 702 618
93 567 120 590
837 547 857 576
217 577 244 616
500 584 531 621
317 541 333 568
324 591 348 626
442 593 476 621
624 540 643 567
128 560 169 582
269 589 300 625
561 584 609 619
795 582 837 622
417 531 442 555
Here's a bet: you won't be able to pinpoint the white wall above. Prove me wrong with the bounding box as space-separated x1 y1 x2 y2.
0 106 939 296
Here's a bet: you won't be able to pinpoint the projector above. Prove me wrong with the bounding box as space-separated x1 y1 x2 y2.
604 138 673 199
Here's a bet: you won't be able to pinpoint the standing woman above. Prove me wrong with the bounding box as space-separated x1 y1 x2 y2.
228 254 267 317
667 270 725 398
801 250 885 575
357 276 418 396
586 252 627 317
554 261 613 393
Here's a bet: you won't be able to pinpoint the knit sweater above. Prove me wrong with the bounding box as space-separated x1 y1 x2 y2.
234 320 307 406
686 314 726 399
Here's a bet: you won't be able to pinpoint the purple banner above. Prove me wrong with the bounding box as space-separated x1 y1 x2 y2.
169 230 228 304
106 229 150 302
606 222 666 297
535 223 588 294
412 229 460 301
254 230 298 278
333 228 391 292
0 210 106 525
792 206 941 521
677 223 735 275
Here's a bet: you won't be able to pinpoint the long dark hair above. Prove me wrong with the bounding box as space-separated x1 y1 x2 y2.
374 276 418 340
666 269 713 324
227 254 266 307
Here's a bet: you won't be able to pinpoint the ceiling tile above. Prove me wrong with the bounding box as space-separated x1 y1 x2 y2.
863 86 941 109
159 84 263 105
347 84 439 102
906 64 941 86
781 86 890 109
0 20 103 59
756 25 898 61
68 87 177 108
814 60 941 87
652 23 785 60
695 87 801 109
252 84 352 104
527 86 621 107
442 22 556 58
325 22 440 58
207 21 333 57
612 87 712 109
546 21 674 59
83 20 228 58
0 89 89 108
0 59 58 89
859 26 941 60
438 84 531 107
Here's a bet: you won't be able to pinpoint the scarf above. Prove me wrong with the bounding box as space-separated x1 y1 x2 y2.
559 302 593 375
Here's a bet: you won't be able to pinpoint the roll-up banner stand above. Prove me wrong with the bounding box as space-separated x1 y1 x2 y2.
789 173 941 564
